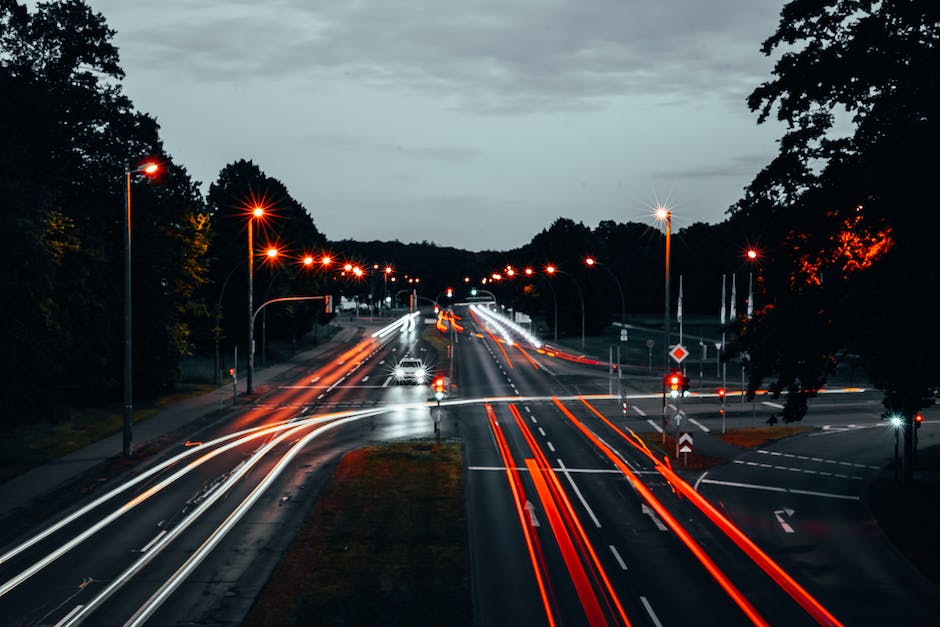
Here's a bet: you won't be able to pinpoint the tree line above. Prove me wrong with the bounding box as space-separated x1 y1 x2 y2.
2 0 937 473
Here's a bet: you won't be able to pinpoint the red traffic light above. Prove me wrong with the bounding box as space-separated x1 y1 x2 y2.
434 377 445 392
717 387 726 398
228 368 235 377
915 413 924 427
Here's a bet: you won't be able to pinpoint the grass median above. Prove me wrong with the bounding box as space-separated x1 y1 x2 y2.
244 441 472 627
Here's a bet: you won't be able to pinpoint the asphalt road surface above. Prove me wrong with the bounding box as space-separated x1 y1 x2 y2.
1 306 938 626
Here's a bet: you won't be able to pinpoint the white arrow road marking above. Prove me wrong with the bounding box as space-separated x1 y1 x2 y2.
524 501 540 527
774 508 796 533
642 504 669 531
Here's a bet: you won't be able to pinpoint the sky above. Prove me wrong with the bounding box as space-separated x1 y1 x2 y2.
83 0 787 251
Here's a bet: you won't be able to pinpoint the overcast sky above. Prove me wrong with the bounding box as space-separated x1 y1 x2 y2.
85 0 786 251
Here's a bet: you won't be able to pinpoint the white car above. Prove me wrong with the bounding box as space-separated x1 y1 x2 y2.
394 358 427 385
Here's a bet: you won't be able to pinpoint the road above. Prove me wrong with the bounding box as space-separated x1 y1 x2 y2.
0 306 938 625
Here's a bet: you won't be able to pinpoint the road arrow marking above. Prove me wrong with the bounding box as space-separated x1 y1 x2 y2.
642 504 669 531
524 500 540 527
774 508 795 533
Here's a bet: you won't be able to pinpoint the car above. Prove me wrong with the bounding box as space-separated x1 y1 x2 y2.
393 358 427 385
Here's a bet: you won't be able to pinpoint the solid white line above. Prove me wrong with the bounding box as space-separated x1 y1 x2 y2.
789 488 860 501
646 419 663 433
558 459 601 528
640 596 664 627
609 545 628 570
55 605 84 627
688 418 711 432
700 478 788 493
632 405 646 416
694 471 709 492
139 530 167 553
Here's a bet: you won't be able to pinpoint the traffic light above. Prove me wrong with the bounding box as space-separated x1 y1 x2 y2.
915 413 924 429
434 376 446 403
666 371 681 398
228 368 235 377
446 288 453 298
717 387 726 400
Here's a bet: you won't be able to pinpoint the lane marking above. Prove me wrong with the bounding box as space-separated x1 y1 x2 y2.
547 442 555 452
361 375 369 382
646 419 663 433
763 401 784 409
558 459 601 528
382 376 392 387
139 530 167 553
632 405 646 416
641 504 669 531
756 449 878 470
55 605 85 627
609 545 627 570
310 376 320 383
733 459 864 480
700 478 860 500
640 596 664 627
688 418 711 432
467 466 658 475
538 427 546 437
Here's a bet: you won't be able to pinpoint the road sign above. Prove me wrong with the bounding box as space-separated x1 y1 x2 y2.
620 329 628 341
669 344 689 363
646 339 654 349
678 432 693 453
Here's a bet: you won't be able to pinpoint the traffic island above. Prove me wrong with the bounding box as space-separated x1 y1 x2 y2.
243 441 472 627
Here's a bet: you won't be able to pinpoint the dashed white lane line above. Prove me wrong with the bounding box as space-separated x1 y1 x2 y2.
547 442 555 452
756 449 879 469
632 405 646 416
609 545 628 570
688 418 710 432
733 459 863 480
700 478 860 500
640 596 664 627
763 401 784 409
361 375 369 382
538 428 546 437
646 419 664 433
382 376 392 387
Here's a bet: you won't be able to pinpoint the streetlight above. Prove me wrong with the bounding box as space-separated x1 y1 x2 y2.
246 204 269 395
656 207 672 371
123 160 159 457
745 248 758 318
546 264 584 349
584 256 626 327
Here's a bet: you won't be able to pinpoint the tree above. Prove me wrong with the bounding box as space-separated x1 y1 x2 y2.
729 0 939 482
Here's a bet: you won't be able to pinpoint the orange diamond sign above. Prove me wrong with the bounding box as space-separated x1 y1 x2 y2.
669 344 689 364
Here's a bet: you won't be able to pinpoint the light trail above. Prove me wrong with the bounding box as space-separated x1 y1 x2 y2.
122 413 366 627
577 398 844 627
510 405 630 626
552 398 771 627
486 404 558 627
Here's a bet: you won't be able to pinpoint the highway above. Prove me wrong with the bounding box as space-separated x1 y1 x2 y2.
0 307 938 625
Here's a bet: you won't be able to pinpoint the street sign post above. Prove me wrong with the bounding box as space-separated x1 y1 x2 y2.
669 344 689 364
677 431 693 465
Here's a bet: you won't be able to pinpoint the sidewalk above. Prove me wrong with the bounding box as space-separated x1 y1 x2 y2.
0 320 367 520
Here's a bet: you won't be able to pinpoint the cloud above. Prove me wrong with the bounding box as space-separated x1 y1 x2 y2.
654 153 775 180
100 0 781 113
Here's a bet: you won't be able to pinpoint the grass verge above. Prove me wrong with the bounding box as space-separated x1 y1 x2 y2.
715 425 816 449
637 433 726 470
0 383 214 484
243 441 472 627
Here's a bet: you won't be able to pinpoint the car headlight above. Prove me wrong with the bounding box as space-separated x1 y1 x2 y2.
394 368 406 379
416 367 427 381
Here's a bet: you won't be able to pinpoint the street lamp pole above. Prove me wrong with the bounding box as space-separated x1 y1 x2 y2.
585 257 626 327
657 208 672 371
123 162 158 457
246 206 264 395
